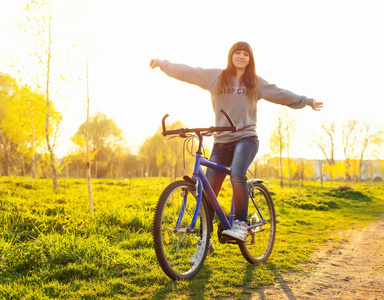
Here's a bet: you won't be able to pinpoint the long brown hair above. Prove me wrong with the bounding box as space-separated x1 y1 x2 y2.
215 41 259 100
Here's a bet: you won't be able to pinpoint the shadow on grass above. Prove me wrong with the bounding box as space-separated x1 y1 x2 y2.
252 269 297 300
187 264 214 299
151 280 177 300
324 189 372 202
151 264 214 300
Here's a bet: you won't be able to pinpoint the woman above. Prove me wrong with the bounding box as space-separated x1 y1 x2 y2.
150 41 323 253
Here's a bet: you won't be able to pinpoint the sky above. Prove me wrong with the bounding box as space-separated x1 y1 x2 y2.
1 0 383 160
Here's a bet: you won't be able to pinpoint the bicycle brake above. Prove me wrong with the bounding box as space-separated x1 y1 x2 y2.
183 175 198 197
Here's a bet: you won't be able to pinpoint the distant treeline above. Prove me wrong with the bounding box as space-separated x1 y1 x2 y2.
1 73 383 185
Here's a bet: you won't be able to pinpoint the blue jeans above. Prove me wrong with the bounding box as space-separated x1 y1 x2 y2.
206 136 259 225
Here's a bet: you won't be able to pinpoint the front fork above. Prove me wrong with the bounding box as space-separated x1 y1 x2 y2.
188 175 203 233
174 175 202 233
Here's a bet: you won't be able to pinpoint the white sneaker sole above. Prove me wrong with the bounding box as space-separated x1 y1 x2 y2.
221 230 246 242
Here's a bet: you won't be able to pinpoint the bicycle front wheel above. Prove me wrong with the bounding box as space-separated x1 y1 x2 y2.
153 180 210 280
239 181 276 264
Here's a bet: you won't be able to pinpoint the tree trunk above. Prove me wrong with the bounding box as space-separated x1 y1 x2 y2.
279 149 284 188
31 135 36 179
359 163 362 190
6 149 11 177
85 39 93 213
319 160 323 185
45 6 58 190
288 157 292 187
22 156 25 176
1 132 11 177
31 153 36 179
298 175 301 194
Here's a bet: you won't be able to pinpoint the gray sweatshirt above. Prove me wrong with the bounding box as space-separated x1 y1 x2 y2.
158 60 314 144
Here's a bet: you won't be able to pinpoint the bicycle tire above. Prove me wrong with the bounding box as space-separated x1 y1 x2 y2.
153 180 210 280
239 182 276 264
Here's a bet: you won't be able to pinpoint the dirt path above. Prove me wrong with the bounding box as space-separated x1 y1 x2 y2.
251 213 384 300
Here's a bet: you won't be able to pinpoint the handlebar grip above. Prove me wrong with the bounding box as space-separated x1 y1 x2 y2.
162 114 169 136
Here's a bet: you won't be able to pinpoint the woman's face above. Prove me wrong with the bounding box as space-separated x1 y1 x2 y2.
232 50 250 71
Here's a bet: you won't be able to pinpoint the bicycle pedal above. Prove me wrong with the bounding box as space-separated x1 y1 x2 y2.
227 239 245 244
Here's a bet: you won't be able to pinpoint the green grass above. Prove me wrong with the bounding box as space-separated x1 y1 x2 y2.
1 177 384 299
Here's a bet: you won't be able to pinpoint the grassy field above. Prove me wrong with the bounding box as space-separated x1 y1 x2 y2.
1 177 383 299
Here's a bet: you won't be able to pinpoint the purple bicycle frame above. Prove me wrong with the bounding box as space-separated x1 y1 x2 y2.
188 152 267 233
189 152 232 231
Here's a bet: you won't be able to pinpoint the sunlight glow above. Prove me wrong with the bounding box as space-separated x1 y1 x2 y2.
1 0 383 159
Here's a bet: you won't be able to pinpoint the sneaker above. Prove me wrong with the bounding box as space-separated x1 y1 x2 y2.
221 220 248 242
190 239 215 264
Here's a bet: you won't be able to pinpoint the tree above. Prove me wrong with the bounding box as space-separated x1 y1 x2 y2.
0 73 18 176
356 122 382 189
341 119 359 180
294 158 315 192
72 112 125 178
3 85 48 178
301 159 315 181
19 0 85 185
281 107 296 187
250 157 260 179
85 41 93 213
270 109 286 187
138 120 198 180
21 0 60 189
283 158 298 183
378 160 384 186
0 75 61 178
145 132 168 179
311 123 336 185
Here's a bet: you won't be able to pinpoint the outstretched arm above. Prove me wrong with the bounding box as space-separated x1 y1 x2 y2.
258 76 323 111
149 59 221 91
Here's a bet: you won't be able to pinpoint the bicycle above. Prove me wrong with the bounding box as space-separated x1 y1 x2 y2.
152 109 276 280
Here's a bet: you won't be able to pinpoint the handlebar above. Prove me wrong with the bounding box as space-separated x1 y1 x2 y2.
162 109 237 137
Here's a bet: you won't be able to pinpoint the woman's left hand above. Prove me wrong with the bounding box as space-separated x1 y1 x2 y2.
312 100 323 111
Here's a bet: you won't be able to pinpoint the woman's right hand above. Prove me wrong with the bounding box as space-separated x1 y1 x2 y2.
149 59 160 69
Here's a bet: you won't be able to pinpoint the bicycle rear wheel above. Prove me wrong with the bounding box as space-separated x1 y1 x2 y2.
239 181 276 264
153 180 210 280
